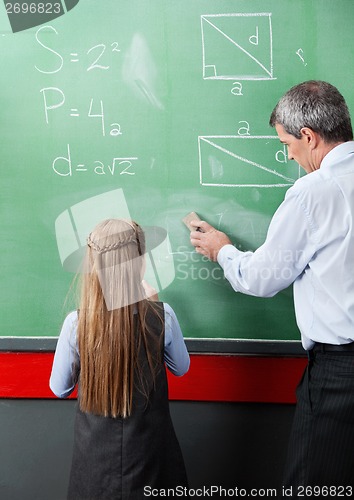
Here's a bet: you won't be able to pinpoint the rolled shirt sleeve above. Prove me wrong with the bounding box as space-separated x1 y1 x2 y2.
217 188 317 298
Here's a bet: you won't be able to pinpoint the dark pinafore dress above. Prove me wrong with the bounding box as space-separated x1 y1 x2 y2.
67 303 188 500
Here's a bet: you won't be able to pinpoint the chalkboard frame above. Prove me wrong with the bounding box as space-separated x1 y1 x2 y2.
0 337 305 356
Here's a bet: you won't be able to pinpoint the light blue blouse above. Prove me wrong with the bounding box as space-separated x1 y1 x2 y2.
50 303 190 399
217 142 354 350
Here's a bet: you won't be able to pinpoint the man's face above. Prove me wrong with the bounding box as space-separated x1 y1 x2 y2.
275 124 312 173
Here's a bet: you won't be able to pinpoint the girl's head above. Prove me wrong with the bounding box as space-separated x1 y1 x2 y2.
77 219 162 418
84 219 146 310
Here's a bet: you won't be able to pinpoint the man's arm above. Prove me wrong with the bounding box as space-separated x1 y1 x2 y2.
189 187 316 298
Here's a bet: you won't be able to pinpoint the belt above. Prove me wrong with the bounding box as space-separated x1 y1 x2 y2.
312 342 354 353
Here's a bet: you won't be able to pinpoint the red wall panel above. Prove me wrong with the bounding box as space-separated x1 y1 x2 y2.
0 352 306 403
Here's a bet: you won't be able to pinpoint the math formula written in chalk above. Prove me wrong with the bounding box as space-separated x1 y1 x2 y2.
33 24 139 179
35 25 121 74
52 145 137 177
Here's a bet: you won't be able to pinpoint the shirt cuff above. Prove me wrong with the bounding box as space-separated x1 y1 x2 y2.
217 244 240 267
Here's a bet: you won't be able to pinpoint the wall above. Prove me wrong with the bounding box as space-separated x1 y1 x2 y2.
0 400 295 499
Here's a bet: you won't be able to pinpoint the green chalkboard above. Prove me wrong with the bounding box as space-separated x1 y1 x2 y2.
1 0 354 343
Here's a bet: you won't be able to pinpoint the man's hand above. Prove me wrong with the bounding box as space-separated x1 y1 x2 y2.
190 220 232 262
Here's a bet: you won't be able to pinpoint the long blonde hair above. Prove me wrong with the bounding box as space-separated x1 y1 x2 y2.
77 219 163 418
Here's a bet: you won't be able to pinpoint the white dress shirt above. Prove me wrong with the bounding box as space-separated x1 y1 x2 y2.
50 303 190 398
217 142 354 350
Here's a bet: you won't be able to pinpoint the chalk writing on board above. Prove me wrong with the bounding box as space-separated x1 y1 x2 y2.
33 25 137 177
198 136 302 187
52 144 138 177
40 88 122 137
201 13 275 80
296 48 307 66
231 82 243 96
34 25 120 74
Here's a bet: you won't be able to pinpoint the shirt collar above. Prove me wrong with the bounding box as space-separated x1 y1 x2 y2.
320 141 354 170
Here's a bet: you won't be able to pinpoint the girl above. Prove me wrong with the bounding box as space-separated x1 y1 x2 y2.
50 219 190 499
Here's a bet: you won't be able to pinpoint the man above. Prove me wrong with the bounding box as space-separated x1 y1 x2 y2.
190 81 354 491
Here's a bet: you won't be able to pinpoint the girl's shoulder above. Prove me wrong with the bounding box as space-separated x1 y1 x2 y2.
161 302 177 319
61 311 79 338
65 310 79 324
146 302 178 325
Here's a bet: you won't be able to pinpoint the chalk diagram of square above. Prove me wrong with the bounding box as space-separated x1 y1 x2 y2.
198 136 302 187
201 13 275 80
54 189 175 294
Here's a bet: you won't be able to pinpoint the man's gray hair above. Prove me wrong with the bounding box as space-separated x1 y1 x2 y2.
269 80 353 143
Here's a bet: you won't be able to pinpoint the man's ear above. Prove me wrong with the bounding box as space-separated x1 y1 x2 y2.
300 127 319 148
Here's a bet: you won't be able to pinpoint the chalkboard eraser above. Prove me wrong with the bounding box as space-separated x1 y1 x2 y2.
182 212 202 232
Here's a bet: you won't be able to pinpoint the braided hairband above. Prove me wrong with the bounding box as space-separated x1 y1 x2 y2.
87 229 142 255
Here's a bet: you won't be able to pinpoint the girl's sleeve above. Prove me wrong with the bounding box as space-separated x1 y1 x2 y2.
49 311 80 398
163 303 190 376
